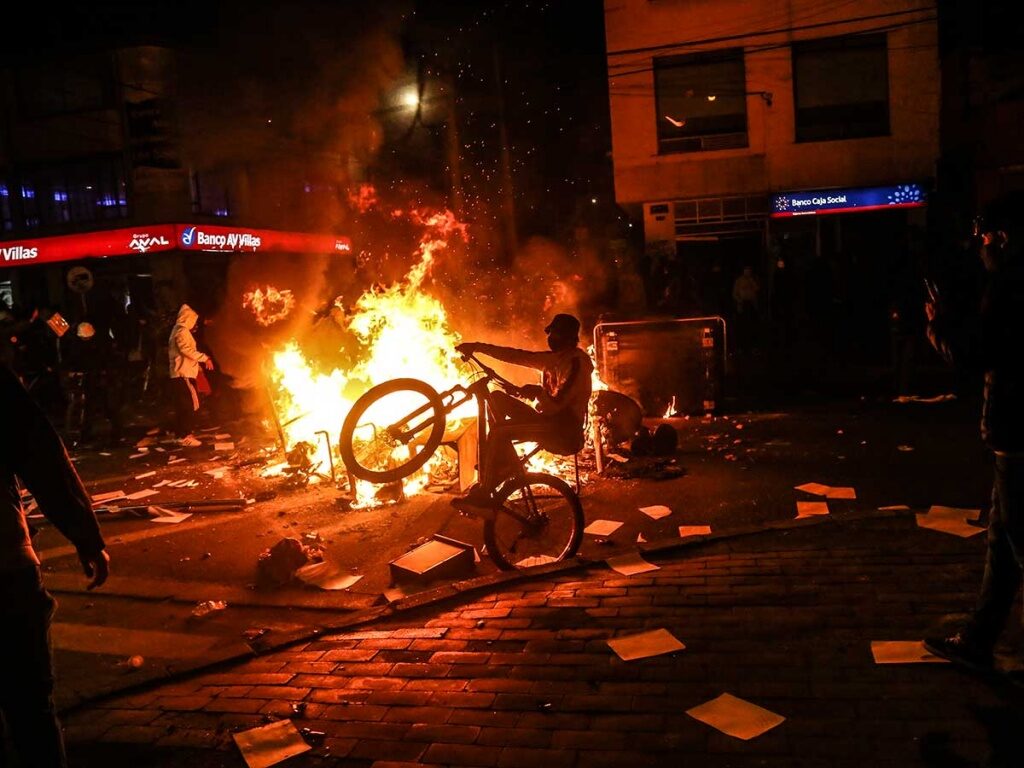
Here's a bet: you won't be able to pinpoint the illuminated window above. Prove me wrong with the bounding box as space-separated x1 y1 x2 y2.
654 49 748 153
0 184 11 231
12 156 128 230
793 34 890 142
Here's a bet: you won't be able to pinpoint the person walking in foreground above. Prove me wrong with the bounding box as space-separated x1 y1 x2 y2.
168 304 214 447
923 215 1024 673
1 364 109 767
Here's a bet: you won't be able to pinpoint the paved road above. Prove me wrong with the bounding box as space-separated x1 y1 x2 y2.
63 514 1024 767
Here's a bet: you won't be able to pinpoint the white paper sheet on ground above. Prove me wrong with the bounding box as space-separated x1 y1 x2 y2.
514 555 558 568
871 640 948 664
678 525 712 538
214 442 235 451
607 628 685 661
825 487 856 499
126 489 159 501
584 519 623 536
879 504 911 511
152 480 171 488
607 453 629 463
134 471 156 480
639 505 673 520
214 433 231 440
91 491 126 504
233 719 310 768
916 514 984 538
294 561 363 591
927 505 981 521
148 507 192 524
606 552 659 576
128 453 146 459
794 482 831 496
686 693 785 740
796 501 830 519
637 533 647 543
167 457 186 464
99 451 112 457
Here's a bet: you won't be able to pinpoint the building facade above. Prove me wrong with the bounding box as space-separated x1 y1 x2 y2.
604 0 940 361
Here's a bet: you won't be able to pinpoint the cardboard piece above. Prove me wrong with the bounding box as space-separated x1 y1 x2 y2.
870 640 948 664
134 471 156 480
927 505 981 521
214 433 232 440
878 504 910 511
794 482 830 496
390 535 476 584
148 507 193 524
233 719 311 768
584 519 623 536
214 442 235 452
126 489 158 501
678 525 712 538
606 551 659 576
796 501 830 519
916 514 984 538
639 505 672 520
686 693 785 740
825 486 856 499
607 628 685 661
91 491 125 504
295 561 363 591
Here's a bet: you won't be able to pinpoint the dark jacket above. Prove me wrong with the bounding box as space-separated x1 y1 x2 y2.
1 365 105 569
927 245 1024 452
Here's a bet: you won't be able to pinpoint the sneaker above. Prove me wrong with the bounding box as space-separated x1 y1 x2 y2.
924 631 995 671
451 484 499 514
178 435 202 448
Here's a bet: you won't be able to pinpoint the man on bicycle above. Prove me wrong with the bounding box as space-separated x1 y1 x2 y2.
454 313 593 509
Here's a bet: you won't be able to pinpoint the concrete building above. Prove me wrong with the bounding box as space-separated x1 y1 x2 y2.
604 0 940 360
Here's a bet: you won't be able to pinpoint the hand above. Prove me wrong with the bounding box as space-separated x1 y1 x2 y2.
79 549 110 590
203 358 215 371
456 342 478 358
518 383 543 400
924 301 937 322
982 230 1008 247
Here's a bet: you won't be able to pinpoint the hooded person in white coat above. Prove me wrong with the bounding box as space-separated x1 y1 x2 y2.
168 304 213 446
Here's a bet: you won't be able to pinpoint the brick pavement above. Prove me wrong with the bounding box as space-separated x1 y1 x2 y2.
64 515 1024 767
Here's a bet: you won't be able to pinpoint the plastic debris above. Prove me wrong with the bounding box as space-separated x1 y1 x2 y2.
192 600 228 617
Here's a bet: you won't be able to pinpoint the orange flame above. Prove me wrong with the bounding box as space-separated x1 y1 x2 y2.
243 286 296 326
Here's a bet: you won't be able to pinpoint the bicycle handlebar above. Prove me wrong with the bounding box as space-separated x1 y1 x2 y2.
460 352 519 393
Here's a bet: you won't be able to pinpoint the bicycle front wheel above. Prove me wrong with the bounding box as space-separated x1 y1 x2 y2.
484 473 584 570
339 378 446 484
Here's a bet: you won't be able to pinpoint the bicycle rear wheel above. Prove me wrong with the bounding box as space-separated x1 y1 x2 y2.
484 473 584 570
339 378 447 484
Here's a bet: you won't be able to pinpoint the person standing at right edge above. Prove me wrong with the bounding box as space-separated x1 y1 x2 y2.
168 304 214 448
924 216 1024 673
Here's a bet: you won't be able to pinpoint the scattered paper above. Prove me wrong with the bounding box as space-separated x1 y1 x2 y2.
515 555 559 567
214 442 235 452
637 533 647 543
916 514 984 538
607 551 659 576
206 469 228 479
153 480 172 488
794 482 830 496
927 506 980 521
91 491 126 504
135 471 156 480
639 505 672 520
295 561 363 591
214 433 231 440
168 457 186 465
99 451 112 457
678 525 712 538
825 487 856 499
126 489 159 501
233 719 311 768
584 519 623 536
897 445 915 452
879 504 910 511
871 640 948 664
128 453 147 460
607 453 629 463
796 501 830 519
607 628 685 661
686 693 785 740
147 506 193 524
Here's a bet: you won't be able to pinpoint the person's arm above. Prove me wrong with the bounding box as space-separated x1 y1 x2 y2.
172 327 209 364
464 342 557 372
0 366 108 587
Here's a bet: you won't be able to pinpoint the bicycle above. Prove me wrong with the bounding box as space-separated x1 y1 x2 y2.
338 353 584 570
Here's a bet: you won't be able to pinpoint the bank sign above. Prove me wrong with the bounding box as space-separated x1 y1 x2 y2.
1 224 352 268
771 183 926 218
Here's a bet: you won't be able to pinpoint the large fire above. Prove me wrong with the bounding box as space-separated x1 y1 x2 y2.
250 197 591 506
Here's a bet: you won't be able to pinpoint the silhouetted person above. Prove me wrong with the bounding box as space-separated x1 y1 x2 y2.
732 265 761 350
1 364 109 767
924 221 1024 671
168 305 214 447
454 314 593 508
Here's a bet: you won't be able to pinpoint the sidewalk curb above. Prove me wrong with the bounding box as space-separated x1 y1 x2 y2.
58 507 917 716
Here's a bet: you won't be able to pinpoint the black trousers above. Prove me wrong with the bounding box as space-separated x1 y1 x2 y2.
973 453 1024 648
171 377 197 437
0 567 66 768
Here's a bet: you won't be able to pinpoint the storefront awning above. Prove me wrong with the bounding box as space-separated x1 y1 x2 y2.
1 224 352 269
771 183 926 218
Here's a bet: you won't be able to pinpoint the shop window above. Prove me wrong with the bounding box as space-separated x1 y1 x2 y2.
16 54 114 117
654 49 748 154
793 34 890 142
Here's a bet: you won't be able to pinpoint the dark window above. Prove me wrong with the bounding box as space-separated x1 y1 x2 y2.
190 172 231 217
16 54 114 117
793 33 889 142
0 183 12 231
654 50 748 154
14 157 128 230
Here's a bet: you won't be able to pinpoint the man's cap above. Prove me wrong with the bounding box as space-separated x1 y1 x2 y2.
544 313 581 336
